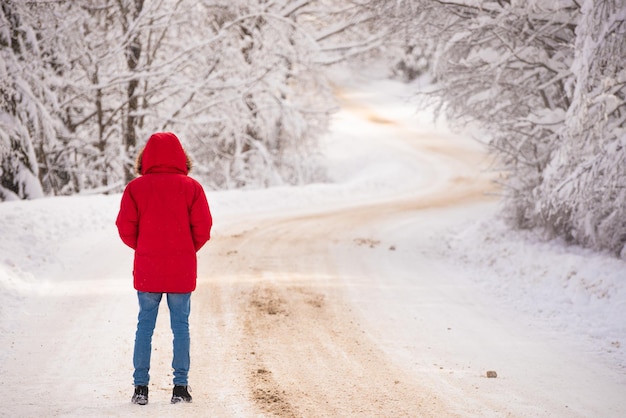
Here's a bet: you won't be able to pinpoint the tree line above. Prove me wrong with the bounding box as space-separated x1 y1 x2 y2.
2 0 625 256
0 0 380 199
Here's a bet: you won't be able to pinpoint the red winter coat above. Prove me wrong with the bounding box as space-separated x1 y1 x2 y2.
116 132 212 293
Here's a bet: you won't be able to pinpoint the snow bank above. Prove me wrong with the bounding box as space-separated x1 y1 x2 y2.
446 213 626 371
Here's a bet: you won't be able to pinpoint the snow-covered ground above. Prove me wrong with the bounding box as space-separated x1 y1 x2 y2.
1 77 625 417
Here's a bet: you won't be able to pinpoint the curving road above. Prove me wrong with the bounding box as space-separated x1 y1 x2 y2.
188 91 502 417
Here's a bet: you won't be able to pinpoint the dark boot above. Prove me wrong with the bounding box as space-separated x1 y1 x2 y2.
171 385 192 403
131 385 149 405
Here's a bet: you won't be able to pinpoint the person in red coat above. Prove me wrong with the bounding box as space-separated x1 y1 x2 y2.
116 132 212 405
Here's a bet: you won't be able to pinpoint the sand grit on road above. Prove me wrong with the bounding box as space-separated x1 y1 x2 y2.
188 97 495 417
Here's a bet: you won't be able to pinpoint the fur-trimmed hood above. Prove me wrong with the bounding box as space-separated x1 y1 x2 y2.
134 132 192 176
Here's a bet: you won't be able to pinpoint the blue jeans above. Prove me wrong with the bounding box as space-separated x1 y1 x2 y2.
133 292 191 386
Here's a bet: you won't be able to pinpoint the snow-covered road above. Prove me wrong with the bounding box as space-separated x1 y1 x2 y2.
1 79 625 417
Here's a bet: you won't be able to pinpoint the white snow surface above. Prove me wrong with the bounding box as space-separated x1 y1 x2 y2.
1 77 625 417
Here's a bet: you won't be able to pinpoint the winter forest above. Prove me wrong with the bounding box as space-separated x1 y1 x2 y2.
1 0 625 256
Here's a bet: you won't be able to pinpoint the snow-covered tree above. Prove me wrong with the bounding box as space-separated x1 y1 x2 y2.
58 0 183 191
1 0 381 199
161 0 338 188
369 0 626 255
1 2 55 200
536 0 626 255
127 0 381 189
